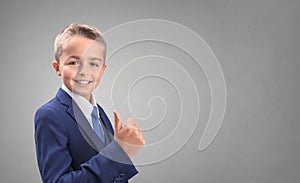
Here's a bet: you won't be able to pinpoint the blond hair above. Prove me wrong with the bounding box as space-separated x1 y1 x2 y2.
54 23 106 63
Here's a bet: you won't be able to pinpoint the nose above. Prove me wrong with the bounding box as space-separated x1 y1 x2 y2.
77 61 90 76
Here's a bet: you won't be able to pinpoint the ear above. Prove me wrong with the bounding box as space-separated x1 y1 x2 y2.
52 61 61 76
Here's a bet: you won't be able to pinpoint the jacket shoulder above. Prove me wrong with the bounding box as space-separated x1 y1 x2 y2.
36 94 66 112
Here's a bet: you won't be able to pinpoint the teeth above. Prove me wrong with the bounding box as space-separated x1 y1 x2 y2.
76 80 90 84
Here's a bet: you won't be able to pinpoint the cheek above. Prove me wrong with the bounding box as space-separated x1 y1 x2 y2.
94 73 101 84
61 68 76 80
93 70 103 85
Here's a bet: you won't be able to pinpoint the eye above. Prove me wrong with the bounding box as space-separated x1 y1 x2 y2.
69 61 79 65
90 62 99 67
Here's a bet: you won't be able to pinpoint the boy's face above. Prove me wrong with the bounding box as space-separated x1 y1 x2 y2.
52 36 106 102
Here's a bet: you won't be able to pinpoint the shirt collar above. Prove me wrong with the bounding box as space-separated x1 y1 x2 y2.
61 84 98 119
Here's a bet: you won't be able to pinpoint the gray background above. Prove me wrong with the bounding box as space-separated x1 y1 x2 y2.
0 0 299 182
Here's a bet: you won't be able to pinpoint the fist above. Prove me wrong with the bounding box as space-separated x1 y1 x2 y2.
113 110 145 157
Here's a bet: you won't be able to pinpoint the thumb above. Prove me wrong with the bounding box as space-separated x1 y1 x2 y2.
113 110 122 132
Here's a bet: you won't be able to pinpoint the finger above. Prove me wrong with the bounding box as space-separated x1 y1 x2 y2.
141 136 146 145
138 128 144 138
138 128 142 135
126 117 136 127
113 110 122 131
139 129 146 144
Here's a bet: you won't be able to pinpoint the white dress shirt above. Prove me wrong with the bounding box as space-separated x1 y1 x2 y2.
61 84 99 129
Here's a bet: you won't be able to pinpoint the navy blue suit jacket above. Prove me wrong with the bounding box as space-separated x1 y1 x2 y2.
34 88 138 183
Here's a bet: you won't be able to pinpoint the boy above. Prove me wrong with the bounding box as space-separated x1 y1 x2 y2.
34 23 145 183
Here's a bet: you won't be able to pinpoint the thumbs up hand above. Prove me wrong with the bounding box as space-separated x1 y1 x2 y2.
113 110 145 157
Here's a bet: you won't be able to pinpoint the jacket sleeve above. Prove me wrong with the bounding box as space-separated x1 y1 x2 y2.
34 106 138 183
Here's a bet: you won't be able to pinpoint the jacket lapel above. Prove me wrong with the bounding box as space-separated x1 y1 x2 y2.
56 88 110 152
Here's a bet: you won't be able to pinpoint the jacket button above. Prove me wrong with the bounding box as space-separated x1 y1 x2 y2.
114 173 125 183
119 173 125 179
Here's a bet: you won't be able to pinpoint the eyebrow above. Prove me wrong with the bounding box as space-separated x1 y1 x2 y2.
66 55 80 60
88 57 103 63
66 55 103 62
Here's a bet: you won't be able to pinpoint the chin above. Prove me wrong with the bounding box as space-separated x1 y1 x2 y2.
73 89 91 97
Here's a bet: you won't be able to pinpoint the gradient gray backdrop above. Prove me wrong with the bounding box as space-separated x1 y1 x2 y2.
0 0 299 182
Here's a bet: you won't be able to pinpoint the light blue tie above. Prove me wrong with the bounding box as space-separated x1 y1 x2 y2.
91 106 105 142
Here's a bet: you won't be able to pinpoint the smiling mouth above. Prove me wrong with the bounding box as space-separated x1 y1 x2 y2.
74 80 92 85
